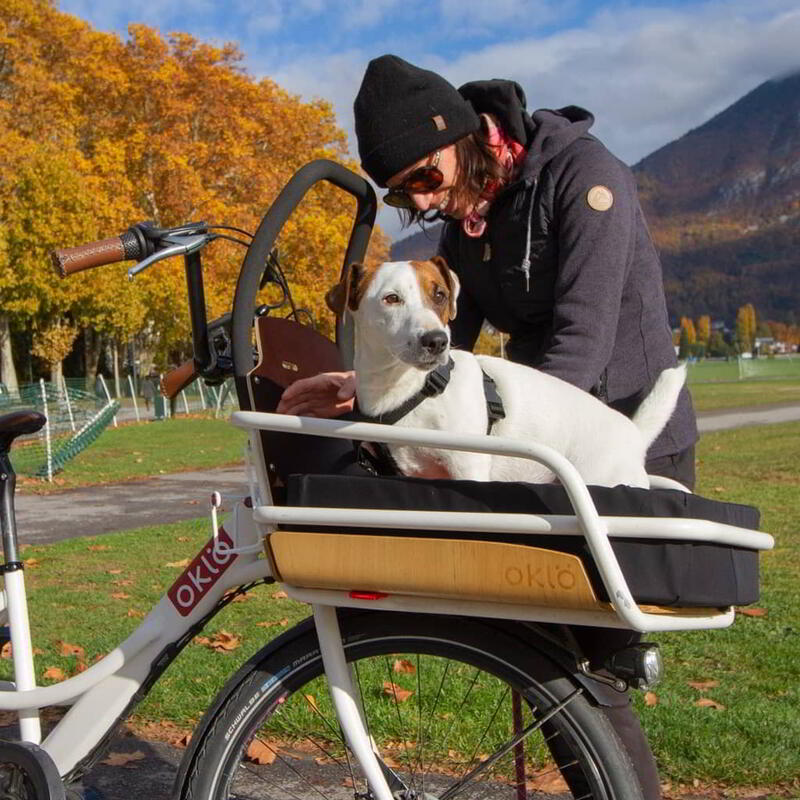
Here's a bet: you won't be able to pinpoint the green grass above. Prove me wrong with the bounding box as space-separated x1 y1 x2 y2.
637 422 800 785
689 376 800 412
4 422 799 786
15 416 246 494
687 357 800 383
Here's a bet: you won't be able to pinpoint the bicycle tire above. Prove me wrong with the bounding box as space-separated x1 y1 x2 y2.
179 611 643 800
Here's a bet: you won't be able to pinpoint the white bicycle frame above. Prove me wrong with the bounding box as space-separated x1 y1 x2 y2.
0 412 774 800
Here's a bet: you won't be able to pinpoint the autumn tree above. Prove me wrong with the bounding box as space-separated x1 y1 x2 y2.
735 304 757 355
695 315 710 345
1 2 389 382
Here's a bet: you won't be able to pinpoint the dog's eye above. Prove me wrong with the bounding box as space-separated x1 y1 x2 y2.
383 293 402 305
433 288 447 305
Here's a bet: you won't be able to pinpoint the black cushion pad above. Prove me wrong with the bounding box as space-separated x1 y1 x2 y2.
285 474 761 608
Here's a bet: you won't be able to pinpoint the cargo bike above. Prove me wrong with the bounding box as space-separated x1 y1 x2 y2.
0 161 774 800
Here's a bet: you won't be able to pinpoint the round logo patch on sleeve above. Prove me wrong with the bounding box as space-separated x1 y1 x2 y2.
586 185 614 211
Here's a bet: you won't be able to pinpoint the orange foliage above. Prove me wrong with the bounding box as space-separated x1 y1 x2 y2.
0 1 389 369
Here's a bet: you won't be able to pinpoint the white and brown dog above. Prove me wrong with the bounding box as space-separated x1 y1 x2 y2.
326 257 686 488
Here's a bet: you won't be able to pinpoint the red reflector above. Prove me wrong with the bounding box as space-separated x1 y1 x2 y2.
349 590 389 600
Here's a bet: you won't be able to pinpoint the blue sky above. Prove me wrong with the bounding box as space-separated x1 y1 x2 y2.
59 0 800 238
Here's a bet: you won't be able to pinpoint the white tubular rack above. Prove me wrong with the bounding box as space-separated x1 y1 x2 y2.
231 411 774 633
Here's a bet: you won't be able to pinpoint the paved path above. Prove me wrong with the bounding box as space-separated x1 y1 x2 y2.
16 466 247 545
695 401 800 431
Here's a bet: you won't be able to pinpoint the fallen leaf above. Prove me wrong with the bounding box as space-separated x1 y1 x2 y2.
194 630 240 652
186 499 199 505
176 536 190 542
127 609 145 618
134 458 143 464
166 558 191 568
271 590 288 600
107 569 123 575
74 661 88 674
43 667 66 681
256 618 289 628
527 770 569 794
100 751 146 768
694 698 726 710
342 777 355 788
687 680 720 691
58 641 86 659
245 738 276 765
383 681 413 702
1 642 12 659
304 694 318 712
173 732 192 748
644 691 659 707
88 545 110 552
23 558 40 568
393 659 416 674
736 607 768 617
111 592 131 600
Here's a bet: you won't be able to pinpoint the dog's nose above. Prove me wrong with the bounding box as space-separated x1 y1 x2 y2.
420 330 448 356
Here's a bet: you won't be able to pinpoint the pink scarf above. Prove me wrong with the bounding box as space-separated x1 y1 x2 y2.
462 113 527 238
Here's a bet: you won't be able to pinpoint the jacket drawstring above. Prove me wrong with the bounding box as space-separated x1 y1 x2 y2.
520 181 536 292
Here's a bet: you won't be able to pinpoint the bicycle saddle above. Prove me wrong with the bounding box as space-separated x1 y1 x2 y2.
0 410 47 453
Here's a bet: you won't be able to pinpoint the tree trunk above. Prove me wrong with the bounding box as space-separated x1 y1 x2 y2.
83 328 102 391
0 314 20 392
112 340 121 398
51 359 63 386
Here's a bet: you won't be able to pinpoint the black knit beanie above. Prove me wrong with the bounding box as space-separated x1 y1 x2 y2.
354 55 480 187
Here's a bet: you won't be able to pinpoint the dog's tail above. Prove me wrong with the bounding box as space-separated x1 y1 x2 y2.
631 363 687 450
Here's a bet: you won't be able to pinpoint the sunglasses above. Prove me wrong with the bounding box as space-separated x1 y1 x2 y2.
383 151 443 209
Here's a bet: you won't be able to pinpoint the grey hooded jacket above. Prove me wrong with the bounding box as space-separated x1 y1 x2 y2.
438 80 697 460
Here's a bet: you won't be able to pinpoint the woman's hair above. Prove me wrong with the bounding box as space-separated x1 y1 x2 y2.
398 128 510 228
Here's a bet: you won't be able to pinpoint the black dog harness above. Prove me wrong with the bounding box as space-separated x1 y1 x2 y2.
353 357 506 476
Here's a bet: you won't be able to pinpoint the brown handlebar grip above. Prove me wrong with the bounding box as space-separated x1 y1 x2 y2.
160 360 197 400
51 237 126 278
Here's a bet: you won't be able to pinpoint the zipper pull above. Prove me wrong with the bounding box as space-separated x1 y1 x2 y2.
483 241 491 262
521 257 530 292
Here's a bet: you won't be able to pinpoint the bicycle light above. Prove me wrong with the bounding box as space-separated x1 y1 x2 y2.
607 643 663 690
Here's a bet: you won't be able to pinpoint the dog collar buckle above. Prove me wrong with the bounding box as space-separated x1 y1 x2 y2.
421 357 455 398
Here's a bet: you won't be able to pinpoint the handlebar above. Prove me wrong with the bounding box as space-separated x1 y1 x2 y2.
161 360 197 400
51 232 143 277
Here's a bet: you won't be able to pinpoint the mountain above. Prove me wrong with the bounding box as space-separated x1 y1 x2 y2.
633 70 800 324
389 71 800 325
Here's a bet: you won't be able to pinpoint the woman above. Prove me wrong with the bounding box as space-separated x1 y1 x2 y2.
279 54 698 799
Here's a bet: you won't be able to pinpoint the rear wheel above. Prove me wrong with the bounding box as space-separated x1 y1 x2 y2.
181 612 643 800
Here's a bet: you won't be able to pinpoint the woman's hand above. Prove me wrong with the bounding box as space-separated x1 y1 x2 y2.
276 371 356 418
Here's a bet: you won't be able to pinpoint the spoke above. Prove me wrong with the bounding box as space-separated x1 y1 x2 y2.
384 655 418 790
462 684 511 777
236 747 331 800
417 653 425 798
438 689 583 800
512 690 527 800
418 658 451 792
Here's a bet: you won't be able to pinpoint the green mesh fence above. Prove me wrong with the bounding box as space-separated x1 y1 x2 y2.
4 381 119 480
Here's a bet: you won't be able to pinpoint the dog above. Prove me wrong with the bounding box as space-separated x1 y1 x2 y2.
326 257 686 488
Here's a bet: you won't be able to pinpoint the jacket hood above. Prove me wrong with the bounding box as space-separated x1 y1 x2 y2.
458 79 595 181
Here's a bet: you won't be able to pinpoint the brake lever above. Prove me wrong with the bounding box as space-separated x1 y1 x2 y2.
127 233 214 279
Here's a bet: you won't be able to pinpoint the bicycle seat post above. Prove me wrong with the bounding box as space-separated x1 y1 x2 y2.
0 410 48 743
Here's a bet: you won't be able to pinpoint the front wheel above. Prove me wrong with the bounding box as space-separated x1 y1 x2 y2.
179 611 643 800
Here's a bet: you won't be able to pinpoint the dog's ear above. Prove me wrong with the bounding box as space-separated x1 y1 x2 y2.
430 255 460 320
325 262 365 316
